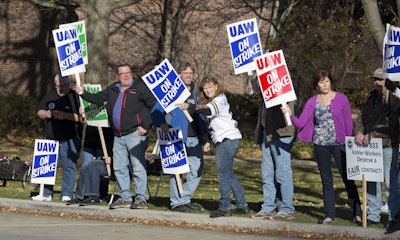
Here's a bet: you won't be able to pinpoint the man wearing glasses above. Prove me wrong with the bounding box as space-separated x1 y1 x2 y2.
34 73 82 202
75 64 156 210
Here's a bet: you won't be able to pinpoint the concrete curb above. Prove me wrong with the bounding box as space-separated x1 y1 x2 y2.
0 198 394 239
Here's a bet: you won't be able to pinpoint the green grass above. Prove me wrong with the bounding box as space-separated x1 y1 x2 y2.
0 146 388 228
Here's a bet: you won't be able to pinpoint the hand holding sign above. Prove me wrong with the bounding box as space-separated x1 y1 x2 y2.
175 102 193 122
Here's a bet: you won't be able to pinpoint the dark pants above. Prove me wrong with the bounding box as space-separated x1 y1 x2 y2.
314 144 362 219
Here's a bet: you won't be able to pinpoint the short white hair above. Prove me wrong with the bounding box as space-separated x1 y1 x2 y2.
54 73 70 84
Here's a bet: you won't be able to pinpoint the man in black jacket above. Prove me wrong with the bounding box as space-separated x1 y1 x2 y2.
75 64 156 209
34 73 82 202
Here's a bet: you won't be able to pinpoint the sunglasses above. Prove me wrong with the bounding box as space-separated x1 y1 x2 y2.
374 77 384 81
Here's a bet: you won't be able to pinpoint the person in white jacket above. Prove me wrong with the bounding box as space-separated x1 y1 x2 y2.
177 77 249 218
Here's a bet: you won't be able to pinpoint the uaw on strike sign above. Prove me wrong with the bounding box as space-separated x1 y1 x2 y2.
383 24 400 81
52 26 86 77
142 59 190 113
226 18 263 75
157 127 189 175
253 50 297 108
31 139 59 185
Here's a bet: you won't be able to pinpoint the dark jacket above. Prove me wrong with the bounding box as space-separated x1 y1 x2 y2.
80 79 156 136
354 89 400 148
38 89 81 141
254 99 296 144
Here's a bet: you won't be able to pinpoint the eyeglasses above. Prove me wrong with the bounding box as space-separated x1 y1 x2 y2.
374 77 384 81
118 72 132 76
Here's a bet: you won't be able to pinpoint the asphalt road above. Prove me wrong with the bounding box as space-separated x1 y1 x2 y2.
0 212 303 240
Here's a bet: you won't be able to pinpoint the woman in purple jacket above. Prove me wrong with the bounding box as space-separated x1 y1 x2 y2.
282 68 362 225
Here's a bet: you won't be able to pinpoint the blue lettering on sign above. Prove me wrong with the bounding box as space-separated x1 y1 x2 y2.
36 142 57 152
383 44 400 73
389 29 400 42
158 129 180 141
153 71 185 108
55 29 78 42
161 142 187 169
228 21 255 37
32 154 57 178
145 61 171 84
58 40 83 71
230 33 262 69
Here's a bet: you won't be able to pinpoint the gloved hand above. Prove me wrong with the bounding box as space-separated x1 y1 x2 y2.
385 78 396 92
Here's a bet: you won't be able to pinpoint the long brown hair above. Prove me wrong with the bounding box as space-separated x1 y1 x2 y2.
197 77 224 104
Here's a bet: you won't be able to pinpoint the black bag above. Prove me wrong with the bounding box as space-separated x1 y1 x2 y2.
0 156 30 181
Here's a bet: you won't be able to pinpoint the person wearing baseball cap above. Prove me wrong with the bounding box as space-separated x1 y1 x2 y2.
354 67 400 233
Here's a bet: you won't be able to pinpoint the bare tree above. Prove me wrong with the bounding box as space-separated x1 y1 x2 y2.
30 0 142 85
361 0 386 55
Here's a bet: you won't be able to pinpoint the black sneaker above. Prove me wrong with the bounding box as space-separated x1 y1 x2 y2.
79 197 101 206
367 219 380 225
171 204 190 212
210 209 232 218
184 202 201 211
385 221 400 234
385 221 396 228
232 206 250 215
66 198 82 205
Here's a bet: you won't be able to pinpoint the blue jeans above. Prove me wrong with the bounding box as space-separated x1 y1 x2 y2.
314 144 362 220
113 130 149 202
170 137 203 208
260 136 295 214
44 136 81 198
215 138 247 210
74 147 108 199
81 148 103 170
367 147 400 222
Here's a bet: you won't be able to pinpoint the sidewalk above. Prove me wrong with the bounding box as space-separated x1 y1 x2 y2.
0 197 396 240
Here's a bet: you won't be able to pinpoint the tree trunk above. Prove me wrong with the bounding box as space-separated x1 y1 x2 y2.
77 1 112 84
361 0 385 55
76 0 141 85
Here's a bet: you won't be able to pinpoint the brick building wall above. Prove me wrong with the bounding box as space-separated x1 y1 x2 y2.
0 1 270 97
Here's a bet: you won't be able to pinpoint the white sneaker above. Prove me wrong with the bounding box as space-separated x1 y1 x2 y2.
381 202 389 213
31 195 52 202
62 196 71 202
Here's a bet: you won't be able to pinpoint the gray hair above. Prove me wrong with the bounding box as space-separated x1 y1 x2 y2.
54 73 70 84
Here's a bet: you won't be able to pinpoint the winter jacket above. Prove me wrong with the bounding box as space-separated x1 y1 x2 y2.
290 92 352 143
80 79 156 136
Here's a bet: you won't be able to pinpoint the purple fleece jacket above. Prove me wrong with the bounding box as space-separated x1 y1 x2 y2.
291 92 353 143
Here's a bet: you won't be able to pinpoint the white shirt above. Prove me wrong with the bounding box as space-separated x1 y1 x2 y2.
206 94 242 143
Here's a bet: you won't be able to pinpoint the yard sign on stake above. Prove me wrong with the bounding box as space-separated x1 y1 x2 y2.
345 136 383 228
31 139 59 199
81 84 111 176
157 127 190 194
